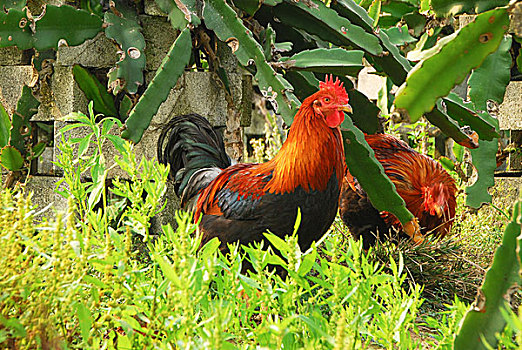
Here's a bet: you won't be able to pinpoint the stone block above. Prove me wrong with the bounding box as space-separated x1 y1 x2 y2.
36 146 55 175
24 175 69 222
491 177 522 210
0 47 28 66
144 0 168 17
56 33 117 68
145 71 229 127
27 0 79 16
499 81 522 130
357 66 385 100
140 15 177 71
34 65 88 121
52 70 247 179
458 15 476 29
0 65 36 113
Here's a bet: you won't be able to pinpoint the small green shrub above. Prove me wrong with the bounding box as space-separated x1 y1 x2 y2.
0 106 519 348
0 107 434 349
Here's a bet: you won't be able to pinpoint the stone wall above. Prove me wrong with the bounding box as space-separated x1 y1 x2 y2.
0 3 252 231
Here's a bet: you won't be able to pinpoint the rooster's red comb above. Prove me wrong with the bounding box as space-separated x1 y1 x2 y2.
319 74 349 104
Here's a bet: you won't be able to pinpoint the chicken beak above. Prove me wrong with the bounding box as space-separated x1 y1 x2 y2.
434 205 443 218
339 104 353 114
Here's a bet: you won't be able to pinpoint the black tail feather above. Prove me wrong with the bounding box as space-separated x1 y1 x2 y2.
157 114 231 200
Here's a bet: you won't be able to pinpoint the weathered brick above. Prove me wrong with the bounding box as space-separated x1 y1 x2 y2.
56 33 117 68
24 175 69 222
43 65 88 121
0 65 35 113
140 15 177 71
144 0 168 17
499 81 522 130
145 71 229 127
0 47 28 66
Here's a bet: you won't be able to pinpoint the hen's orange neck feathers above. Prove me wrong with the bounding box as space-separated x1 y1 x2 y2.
255 76 349 194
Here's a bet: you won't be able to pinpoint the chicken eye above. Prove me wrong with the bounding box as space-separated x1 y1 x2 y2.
324 97 330 102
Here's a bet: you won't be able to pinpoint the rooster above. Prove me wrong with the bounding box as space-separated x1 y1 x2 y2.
339 133 457 249
158 76 351 262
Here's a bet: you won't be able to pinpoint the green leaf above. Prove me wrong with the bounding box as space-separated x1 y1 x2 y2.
75 303 93 341
341 117 415 226
0 8 33 49
431 0 509 17
106 134 127 154
368 0 381 26
468 35 512 111
454 201 521 349
199 237 221 261
381 1 416 18
263 232 290 258
373 29 412 85
283 71 320 102
330 0 374 32
347 87 381 134
425 102 479 149
382 25 417 46
275 0 383 56
72 65 118 117
11 85 39 155
0 0 26 10
298 249 317 277
0 316 26 338
83 275 109 289
152 253 181 288
403 12 427 37
0 145 24 170
29 141 46 160
279 48 364 76
122 28 191 143
465 135 498 209
154 0 189 29
453 142 465 162
263 24 276 60
232 0 261 15
394 7 510 122
105 11 146 94
443 93 499 141
118 95 133 120
203 0 300 125
33 5 103 50
438 156 455 171
87 168 106 211
0 103 10 148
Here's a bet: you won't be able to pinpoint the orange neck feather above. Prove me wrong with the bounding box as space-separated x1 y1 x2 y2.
255 102 345 194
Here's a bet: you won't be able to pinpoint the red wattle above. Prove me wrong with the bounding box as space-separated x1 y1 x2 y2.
326 110 345 128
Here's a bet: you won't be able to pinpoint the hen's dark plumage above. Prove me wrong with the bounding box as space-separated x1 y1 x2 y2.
158 76 351 262
340 134 457 249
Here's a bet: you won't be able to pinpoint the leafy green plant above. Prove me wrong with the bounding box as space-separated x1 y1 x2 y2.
0 107 473 348
454 200 522 349
0 5 102 50
0 86 43 186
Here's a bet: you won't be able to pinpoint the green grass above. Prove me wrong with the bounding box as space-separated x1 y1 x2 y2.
1 109 520 349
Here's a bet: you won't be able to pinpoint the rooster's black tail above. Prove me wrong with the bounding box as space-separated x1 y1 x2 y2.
157 113 231 207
